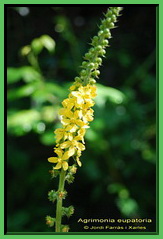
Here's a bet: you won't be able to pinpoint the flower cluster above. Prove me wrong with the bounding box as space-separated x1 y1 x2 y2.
48 7 122 172
48 82 97 170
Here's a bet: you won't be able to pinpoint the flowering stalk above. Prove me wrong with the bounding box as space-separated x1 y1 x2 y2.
46 7 123 232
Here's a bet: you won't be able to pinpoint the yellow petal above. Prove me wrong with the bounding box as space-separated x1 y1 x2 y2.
76 119 85 127
48 157 58 163
69 124 78 132
60 141 71 149
76 157 82 167
62 151 70 160
77 142 85 151
53 162 62 169
62 161 69 171
67 146 76 157
61 118 70 125
54 148 63 158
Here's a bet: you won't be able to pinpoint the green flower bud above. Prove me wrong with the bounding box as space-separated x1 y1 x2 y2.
95 57 102 65
98 30 104 36
106 10 113 17
80 69 87 76
103 29 111 38
106 18 111 24
111 15 116 22
82 61 88 67
74 76 81 82
89 78 96 84
101 39 109 47
94 62 99 68
95 45 103 52
88 63 95 69
91 36 99 46
92 70 100 77
84 52 92 60
89 47 95 54
99 49 106 56
109 22 115 28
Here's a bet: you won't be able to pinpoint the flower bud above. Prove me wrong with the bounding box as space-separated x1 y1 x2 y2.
106 18 111 24
92 70 100 77
98 30 104 36
103 29 110 38
99 49 106 56
101 39 109 47
109 22 115 28
74 76 81 82
80 70 87 76
95 57 102 65
106 10 113 17
91 36 99 46
111 15 116 22
89 78 96 84
89 47 95 54
95 45 103 52
82 61 88 67
85 52 92 59
88 63 95 69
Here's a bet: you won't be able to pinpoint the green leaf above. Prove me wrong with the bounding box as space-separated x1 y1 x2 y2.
40 35 55 53
7 66 42 84
7 109 40 135
7 68 23 84
31 38 43 55
8 84 36 100
95 83 126 106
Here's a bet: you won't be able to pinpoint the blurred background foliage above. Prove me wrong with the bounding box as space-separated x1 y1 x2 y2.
7 6 156 232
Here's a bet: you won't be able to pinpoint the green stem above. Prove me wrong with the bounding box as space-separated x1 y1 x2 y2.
55 169 66 232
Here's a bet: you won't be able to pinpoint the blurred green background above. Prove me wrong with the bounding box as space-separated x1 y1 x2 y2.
7 6 156 232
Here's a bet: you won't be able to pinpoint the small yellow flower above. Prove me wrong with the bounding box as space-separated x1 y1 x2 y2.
48 148 69 171
61 110 85 128
62 98 75 110
60 136 85 157
82 108 94 122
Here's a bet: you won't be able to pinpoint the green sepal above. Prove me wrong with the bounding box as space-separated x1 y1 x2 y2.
61 224 70 232
48 190 57 203
62 205 74 218
46 215 56 227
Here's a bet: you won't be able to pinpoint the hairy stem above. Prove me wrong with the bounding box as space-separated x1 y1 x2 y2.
55 169 66 232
